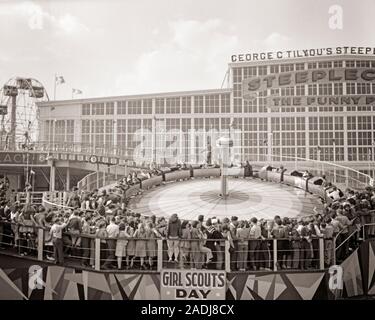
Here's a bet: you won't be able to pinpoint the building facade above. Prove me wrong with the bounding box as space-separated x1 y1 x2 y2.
38 53 375 176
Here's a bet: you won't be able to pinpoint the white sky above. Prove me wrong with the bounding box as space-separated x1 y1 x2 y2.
0 0 374 100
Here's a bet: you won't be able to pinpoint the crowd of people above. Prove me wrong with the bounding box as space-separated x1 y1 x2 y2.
0 166 375 272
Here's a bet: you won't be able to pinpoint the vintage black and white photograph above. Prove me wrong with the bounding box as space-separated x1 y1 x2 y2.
0 0 374 307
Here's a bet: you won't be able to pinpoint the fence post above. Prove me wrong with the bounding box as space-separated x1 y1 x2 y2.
363 225 366 241
157 239 163 272
96 163 100 189
26 192 31 205
225 240 231 273
95 238 101 271
37 228 44 261
319 237 325 269
273 239 278 271
333 236 337 266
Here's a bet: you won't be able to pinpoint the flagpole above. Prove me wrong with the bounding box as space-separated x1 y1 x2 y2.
153 116 157 165
53 73 56 100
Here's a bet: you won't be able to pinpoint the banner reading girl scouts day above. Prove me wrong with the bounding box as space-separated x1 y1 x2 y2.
161 269 226 300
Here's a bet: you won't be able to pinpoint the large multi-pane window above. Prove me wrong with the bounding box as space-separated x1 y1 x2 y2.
334 60 343 68
295 85 305 96
319 83 333 95
92 103 104 115
93 120 104 146
155 98 165 114
194 96 204 113
280 64 294 72
356 60 371 67
280 87 294 96
357 83 371 95
308 84 317 95
258 66 267 75
205 95 219 114
243 66 256 79
242 118 258 161
82 104 90 115
346 60 355 67
106 102 114 115
66 120 74 142
128 100 142 114
295 63 304 70
127 119 142 151
318 61 332 68
105 120 113 146
319 117 333 131
308 62 317 69
334 83 343 95
117 101 126 114
358 116 372 131
181 96 191 114
143 99 152 114
221 94 230 113
166 97 181 114
270 65 279 73
55 120 65 142
117 119 126 149
81 120 90 145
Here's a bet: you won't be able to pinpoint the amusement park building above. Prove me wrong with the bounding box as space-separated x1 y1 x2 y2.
38 53 375 176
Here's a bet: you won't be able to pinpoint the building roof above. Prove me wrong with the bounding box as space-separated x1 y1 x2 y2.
37 88 232 107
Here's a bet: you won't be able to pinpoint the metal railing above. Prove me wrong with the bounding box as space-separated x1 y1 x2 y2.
266 154 373 190
77 164 128 191
0 220 338 272
332 222 375 265
3 141 134 159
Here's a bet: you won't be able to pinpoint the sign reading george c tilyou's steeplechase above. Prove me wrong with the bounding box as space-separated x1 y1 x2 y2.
231 46 375 62
161 269 226 300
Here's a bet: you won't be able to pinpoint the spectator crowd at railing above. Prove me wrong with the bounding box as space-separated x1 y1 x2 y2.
0 164 375 272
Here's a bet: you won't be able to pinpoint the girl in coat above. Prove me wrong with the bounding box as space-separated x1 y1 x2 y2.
134 223 148 269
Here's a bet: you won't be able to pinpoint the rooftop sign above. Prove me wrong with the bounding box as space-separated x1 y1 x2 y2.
231 46 375 63
242 67 375 96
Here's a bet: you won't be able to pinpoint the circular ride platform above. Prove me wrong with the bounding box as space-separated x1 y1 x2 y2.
128 177 324 221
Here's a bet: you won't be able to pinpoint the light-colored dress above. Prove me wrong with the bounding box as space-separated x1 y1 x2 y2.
115 230 128 257
134 229 147 258
126 226 136 256
146 229 158 257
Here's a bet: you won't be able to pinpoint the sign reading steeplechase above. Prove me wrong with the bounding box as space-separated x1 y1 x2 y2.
160 269 226 300
242 67 375 107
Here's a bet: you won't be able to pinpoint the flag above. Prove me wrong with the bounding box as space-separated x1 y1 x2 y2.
72 88 82 94
51 106 55 111
30 169 35 175
317 145 321 151
55 75 65 85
